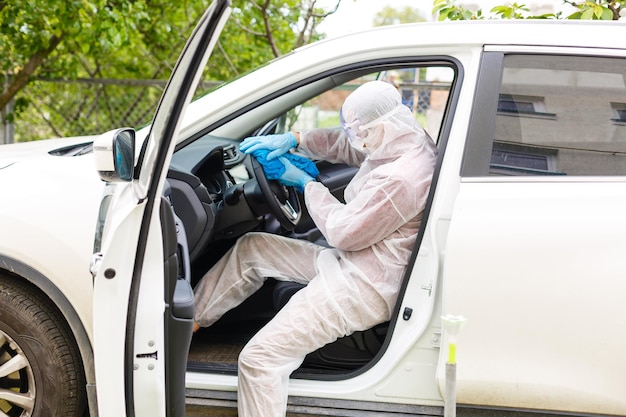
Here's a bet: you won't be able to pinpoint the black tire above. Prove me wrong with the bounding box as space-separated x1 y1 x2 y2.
0 276 86 417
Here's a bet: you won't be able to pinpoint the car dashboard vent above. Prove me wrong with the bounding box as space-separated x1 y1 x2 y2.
223 144 239 164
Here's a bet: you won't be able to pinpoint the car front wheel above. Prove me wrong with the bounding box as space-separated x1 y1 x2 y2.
0 275 86 417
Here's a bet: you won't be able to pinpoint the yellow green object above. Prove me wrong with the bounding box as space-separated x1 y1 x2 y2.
448 342 457 364
441 314 467 364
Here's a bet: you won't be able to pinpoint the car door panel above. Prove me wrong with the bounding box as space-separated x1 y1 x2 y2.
439 48 626 416
442 181 626 414
161 195 194 416
92 2 231 416
93 198 151 417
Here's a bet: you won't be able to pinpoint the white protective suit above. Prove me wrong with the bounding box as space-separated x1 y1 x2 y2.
193 80 438 417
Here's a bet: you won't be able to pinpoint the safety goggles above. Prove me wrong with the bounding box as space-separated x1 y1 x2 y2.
339 109 359 142
340 105 405 142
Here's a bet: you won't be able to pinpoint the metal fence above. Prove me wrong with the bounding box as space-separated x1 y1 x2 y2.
2 78 221 143
13 79 165 142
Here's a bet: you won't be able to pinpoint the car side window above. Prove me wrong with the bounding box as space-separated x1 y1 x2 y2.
490 54 626 176
285 66 455 143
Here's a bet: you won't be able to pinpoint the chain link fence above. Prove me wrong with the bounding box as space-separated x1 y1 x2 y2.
2 77 221 143
5 79 164 143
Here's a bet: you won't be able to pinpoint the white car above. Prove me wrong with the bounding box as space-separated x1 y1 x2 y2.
1 1 625 416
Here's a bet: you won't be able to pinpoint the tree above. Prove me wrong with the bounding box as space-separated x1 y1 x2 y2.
433 0 624 20
210 0 340 81
0 0 340 142
373 5 426 26
1 1 168 112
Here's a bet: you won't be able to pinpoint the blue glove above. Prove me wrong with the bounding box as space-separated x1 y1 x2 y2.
240 132 297 160
277 157 314 192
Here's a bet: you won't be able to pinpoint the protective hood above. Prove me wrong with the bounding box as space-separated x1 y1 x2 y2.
340 80 434 161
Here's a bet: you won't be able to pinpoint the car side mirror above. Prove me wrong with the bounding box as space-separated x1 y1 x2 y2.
94 128 136 182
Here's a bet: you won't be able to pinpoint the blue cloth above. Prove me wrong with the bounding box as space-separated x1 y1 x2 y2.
251 149 319 181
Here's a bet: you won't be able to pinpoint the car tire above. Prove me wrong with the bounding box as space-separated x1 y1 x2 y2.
0 275 86 417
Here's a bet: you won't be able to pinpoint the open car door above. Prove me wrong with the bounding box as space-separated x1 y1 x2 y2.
91 1 231 416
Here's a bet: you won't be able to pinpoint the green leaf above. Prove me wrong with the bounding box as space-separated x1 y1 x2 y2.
593 5 604 18
600 7 614 20
581 7 595 19
567 11 583 19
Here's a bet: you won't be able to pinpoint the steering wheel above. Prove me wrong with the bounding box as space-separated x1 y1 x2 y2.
243 155 301 231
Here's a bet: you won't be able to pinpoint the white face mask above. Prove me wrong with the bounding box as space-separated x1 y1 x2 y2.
349 136 367 152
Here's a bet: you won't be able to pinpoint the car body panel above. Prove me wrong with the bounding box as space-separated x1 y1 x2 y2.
444 180 626 415
0 145 101 337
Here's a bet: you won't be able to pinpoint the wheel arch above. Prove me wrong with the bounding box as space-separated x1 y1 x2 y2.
0 253 98 416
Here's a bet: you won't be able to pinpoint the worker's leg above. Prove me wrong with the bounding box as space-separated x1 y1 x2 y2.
193 232 324 328
237 251 390 417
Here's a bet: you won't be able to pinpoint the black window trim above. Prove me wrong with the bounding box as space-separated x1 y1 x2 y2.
461 51 504 177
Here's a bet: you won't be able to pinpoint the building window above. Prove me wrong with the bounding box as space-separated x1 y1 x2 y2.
498 94 556 118
611 103 626 124
490 142 559 176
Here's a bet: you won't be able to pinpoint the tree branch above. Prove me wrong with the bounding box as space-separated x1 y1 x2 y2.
231 17 265 37
217 40 239 76
608 1 621 19
0 34 64 110
260 0 281 57
296 0 340 49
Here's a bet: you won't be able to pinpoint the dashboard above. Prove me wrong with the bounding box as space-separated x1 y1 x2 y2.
167 135 262 264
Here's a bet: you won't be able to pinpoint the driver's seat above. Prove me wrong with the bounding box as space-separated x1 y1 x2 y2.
272 279 388 373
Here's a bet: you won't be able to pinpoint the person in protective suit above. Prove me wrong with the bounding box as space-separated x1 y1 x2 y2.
193 80 438 417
